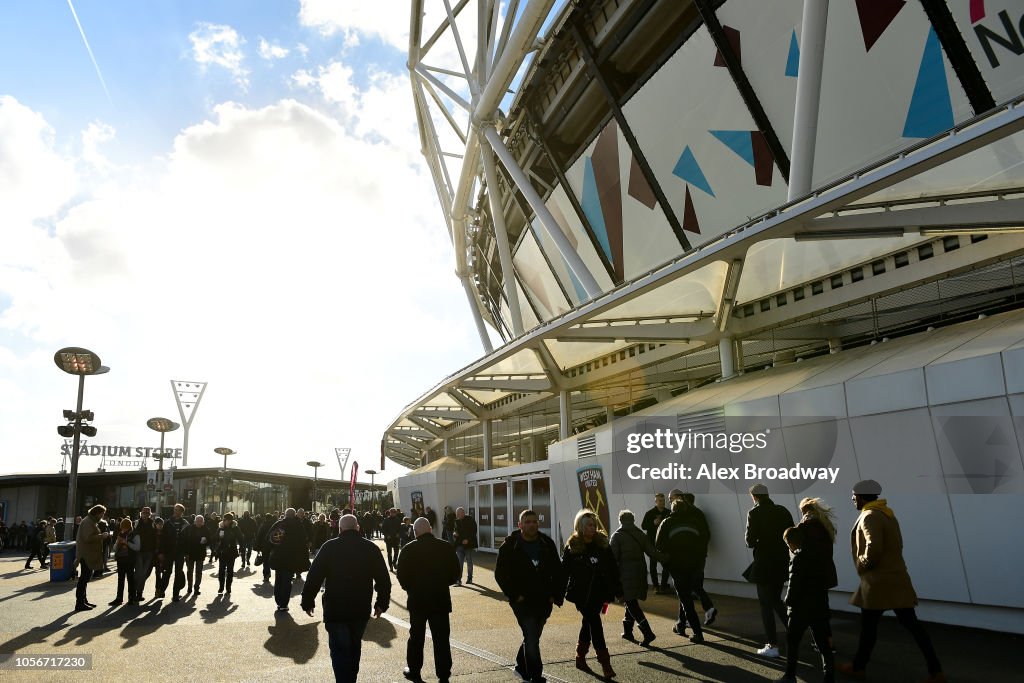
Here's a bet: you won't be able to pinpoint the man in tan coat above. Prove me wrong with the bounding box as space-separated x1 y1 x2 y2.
838 480 945 682
74 504 110 611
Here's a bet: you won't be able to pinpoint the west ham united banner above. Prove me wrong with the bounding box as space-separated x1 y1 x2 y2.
576 465 610 534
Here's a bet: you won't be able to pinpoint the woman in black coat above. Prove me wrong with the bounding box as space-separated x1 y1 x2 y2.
562 510 621 679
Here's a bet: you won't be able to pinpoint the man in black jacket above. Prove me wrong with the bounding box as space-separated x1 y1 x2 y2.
302 514 391 683
640 493 671 594
160 504 190 601
133 507 157 601
267 508 310 611
495 509 566 683
656 496 711 643
184 514 212 596
744 483 795 659
397 518 459 683
451 507 478 585
238 510 257 568
381 509 402 571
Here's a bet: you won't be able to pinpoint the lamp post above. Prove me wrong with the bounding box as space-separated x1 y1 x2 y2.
365 469 378 512
55 347 109 542
214 447 236 516
146 417 180 517
307 461 324 515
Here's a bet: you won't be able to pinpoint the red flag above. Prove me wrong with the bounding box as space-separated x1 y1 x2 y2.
380 437 386 470
350 461 358 510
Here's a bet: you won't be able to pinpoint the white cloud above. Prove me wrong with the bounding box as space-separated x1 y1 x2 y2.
189 22 249 89
80 121 116 171
257 37 289 60
298 0 405 50
0 96 479 482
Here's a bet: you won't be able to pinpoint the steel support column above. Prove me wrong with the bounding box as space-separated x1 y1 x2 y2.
483 125 602 298
569 23 692 253
719 336 737 379
559 390 572 440
789 0 828 199
482 418 493 470
463 276 494 353
481 143 525 335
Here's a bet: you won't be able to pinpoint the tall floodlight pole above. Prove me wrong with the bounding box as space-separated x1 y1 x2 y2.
307 461 324 514
335 447 351 480
214 447 236 516
147 418 180 516
171 380 207 467
55 347 109 542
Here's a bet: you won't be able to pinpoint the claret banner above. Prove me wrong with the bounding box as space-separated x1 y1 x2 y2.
576 465 611 534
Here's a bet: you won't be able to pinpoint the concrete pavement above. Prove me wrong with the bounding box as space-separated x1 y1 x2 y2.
0 543 1018 682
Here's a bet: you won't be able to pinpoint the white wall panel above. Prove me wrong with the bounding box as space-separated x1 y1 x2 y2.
848 409 947 494
948 493 1024 608
780 384 848 426
930 398 1024 494
926 354 1007 405
846 368 929 417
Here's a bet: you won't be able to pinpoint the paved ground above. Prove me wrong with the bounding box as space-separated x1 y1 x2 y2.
0 544 1018 682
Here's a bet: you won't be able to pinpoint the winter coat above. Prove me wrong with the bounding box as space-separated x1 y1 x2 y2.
161 516 191 558
301 530 391 623
267 516 310 573
562 534 621 607
610 520 668 601
238 515 258 542
850 501 918 610
745 499 794 585
134 518 157 553
75 514 104 568
640 505 670 542
495 530 566 609
185 523 214 560
381 515 402 542
216 523 243 559
784 549 832 621
453 516 478 549
656 503 711 573
114 530 141 565
795 516 838 590
397 533 460 615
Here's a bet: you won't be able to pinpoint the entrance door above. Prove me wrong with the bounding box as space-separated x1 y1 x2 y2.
492 481 509 549
477 485 492 549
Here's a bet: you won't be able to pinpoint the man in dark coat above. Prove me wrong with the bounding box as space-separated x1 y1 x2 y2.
656 496 710 643
267 508 309 611
640 493 671 593
381 508 402 571
451 507 478 585
495 509 567 683
238 510 257 568
745 483 794 658
160 503 191 601
302 514 391 683
397 518 460 683
133 506 157 600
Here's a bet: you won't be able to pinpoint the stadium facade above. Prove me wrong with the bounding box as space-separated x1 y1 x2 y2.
385 0 1024 633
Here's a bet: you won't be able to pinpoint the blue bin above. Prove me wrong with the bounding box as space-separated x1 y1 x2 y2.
48 541 77 582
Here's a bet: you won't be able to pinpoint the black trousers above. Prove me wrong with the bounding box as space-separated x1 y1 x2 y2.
785 609 834 681
649 555 670 587
385 539 400 569
218 555 237 591
671 568 704 637
623 598 647 626
852 607 942 675
407 610 452 679
75 558 92 604
756 581 787 644
577 603 607 650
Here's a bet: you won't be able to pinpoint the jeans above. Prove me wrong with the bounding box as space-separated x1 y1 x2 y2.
671 568 704 637
577 603 607 650
756 581 787 644
623 598 647 627
407 611 452 679
135 551 154 598
325 620 368 683
852 607 942 675
512 603 551 680
240 541 253 566
455 545 473 582
274 569 294 608
76 558 92 604
218 555 237 592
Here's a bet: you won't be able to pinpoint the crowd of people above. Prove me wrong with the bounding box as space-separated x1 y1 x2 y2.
4 478 946 683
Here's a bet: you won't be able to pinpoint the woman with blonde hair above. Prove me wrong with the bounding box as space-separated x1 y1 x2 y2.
562 509 621 678
794 497 839 656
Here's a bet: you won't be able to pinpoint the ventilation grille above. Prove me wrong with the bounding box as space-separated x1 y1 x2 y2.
578 434 597 458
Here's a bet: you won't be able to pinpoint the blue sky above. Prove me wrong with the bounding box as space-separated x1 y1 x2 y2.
0 1 498 483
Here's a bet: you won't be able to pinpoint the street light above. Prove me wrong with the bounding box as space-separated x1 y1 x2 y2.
307 461 324 515
147 417 180 517
365 469 378 512
215 447 236 515
55 347 109 542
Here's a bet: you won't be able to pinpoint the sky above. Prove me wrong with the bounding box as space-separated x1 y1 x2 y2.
0 0 500 485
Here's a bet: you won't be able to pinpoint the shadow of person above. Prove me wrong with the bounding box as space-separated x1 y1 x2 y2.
0 613 71 654
251 581 276 599
363 616 399 648
462 583 508 601
264 610 320 664
200 595 238 624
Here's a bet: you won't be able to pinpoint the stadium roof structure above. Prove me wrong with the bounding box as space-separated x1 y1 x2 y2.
385 0 1024 469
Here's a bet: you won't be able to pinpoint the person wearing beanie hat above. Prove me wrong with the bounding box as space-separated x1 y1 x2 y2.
838 481 945 682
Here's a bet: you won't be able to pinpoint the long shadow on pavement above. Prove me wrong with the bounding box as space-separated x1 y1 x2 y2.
199 594 239 623
654 644 775 682
53 605 142 647
0 614 72 654
118 600 198 649
459 583 506 601
364 615 399 648
263 610 319 664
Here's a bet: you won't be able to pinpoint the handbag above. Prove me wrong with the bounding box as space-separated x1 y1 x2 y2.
254 552 264 567
742 561 756 583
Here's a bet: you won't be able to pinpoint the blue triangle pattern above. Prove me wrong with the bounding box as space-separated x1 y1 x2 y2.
903 27 954 138
581 157 613 264
710 130 755 167
786 30 800 77
672 146 715 197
